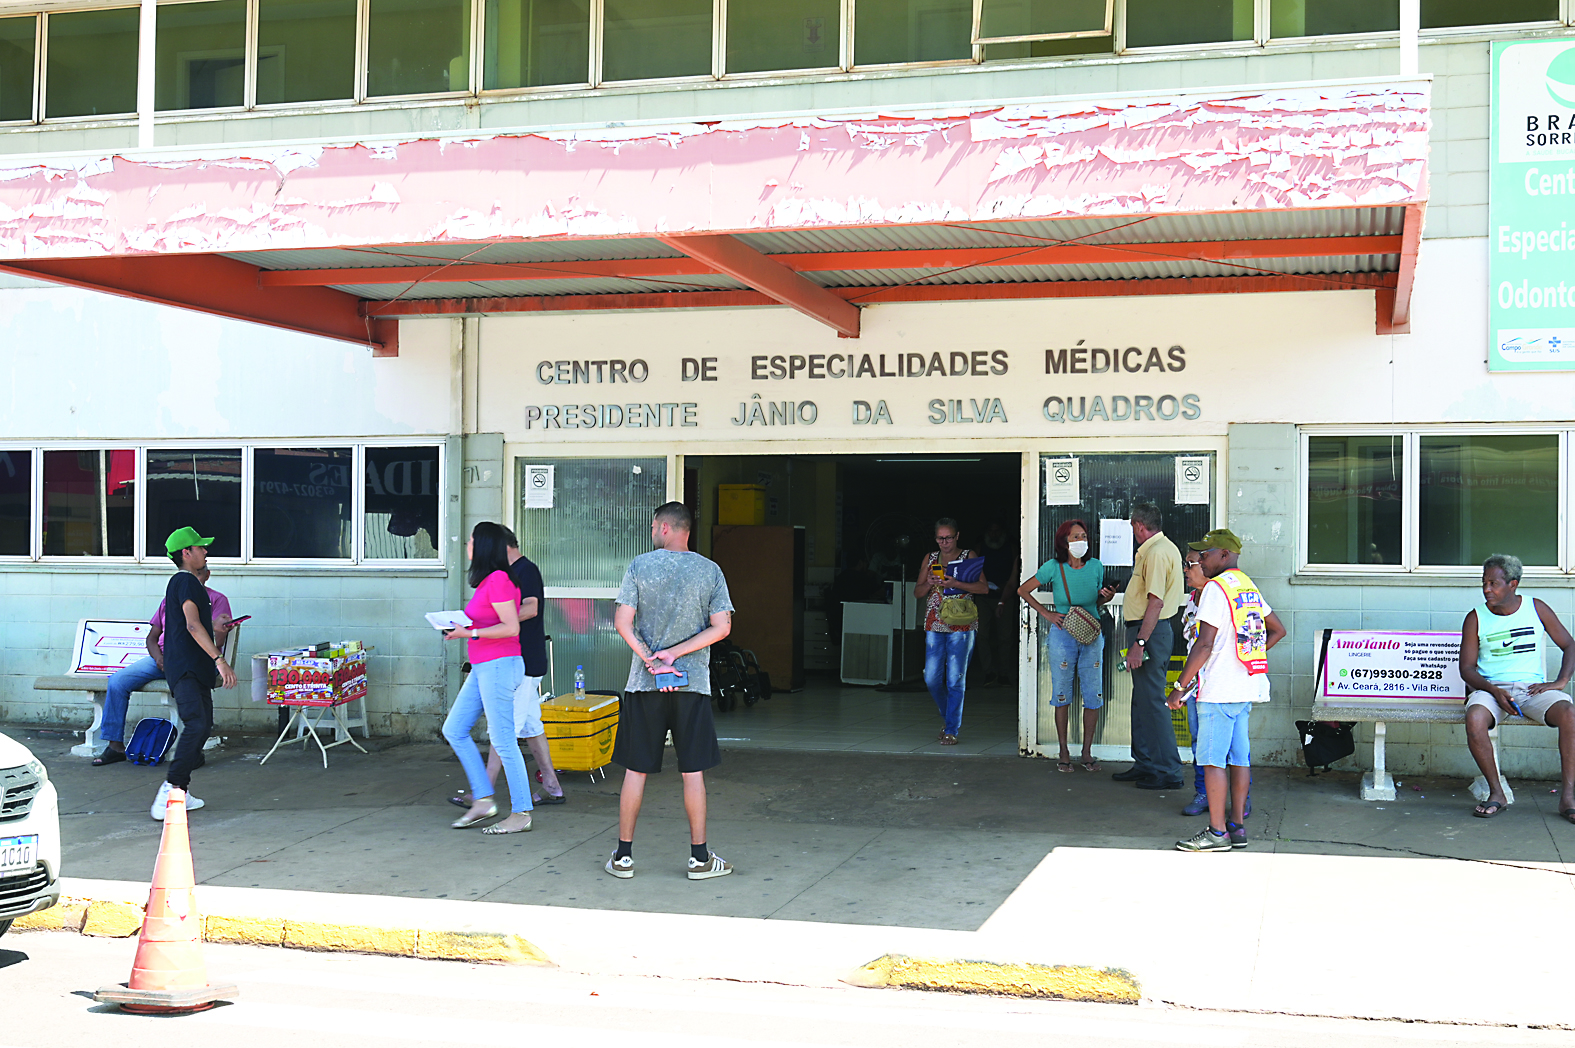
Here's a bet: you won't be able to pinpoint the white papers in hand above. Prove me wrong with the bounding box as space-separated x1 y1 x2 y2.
425 611 472 631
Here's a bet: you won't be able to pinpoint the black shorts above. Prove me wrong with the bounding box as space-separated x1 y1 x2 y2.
612 691 722 774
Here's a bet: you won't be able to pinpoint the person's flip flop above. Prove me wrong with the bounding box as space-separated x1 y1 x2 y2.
448 793 470 809
1473 800 1507 818
532 792 567 805
1080 758 1101 773
92 750 126 767
1561 808 1575 825
1056 759 1075 773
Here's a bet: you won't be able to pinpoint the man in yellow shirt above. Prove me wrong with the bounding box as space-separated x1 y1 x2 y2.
1111 502 1185 789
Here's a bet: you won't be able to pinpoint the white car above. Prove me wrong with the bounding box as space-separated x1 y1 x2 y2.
0 732 59 937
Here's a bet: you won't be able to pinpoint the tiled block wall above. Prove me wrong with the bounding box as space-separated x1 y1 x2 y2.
1228 423 1566 779
0 567 451 738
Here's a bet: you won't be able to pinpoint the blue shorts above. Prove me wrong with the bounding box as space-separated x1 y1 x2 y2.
1194 702 1252 768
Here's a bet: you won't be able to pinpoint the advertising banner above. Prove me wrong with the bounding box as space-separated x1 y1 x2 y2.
1320 630 1465 703
1490 40 1575 371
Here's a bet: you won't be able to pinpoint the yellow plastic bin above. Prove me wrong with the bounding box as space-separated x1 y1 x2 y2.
541 690 620 779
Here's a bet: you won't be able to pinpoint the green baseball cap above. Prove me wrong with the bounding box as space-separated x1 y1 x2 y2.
165 526 215 555
1188 528 1243 555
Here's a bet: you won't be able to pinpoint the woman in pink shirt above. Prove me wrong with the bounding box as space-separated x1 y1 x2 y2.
441 522 533 834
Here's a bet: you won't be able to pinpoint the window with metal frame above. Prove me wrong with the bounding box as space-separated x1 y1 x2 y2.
601 0 712 82
42 449 136 557
1302 429 1569 574
854 0 973 66
0 450 31 556
726 0 840 75
366 0 473 97
44 7 139 119
482 0 589 89
145 448 243 559
973 0 1112 45
154 0 247 111
255 0 358 104
0 16 36 122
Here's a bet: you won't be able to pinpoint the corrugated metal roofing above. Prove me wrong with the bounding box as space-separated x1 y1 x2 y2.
224 237 684 271
348 273 749 300
806 254 1396 289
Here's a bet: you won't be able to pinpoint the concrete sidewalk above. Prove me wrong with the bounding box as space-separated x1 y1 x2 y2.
16 726 1575 1027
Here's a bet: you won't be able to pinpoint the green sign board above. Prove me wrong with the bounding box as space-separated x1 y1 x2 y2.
1490 39 1575 371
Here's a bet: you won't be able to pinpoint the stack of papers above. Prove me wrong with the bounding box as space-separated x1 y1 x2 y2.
425 611 472 631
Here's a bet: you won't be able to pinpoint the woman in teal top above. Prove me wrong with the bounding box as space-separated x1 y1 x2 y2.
1018 519 1114 773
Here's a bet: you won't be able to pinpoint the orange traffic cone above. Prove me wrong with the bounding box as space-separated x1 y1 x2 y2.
95 787 238 1014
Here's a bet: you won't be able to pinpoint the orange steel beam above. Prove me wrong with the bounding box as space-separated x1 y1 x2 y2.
1378 203 1424 335
361 271 1397 317
265 235 1404 288
653 234 861 337
0 254 398 356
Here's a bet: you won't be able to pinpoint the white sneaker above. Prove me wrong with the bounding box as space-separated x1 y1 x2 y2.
604 853 634 879
686 852 733 880
150 783 205 821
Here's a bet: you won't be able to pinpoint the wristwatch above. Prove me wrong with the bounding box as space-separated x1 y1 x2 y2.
1134 637 1147 647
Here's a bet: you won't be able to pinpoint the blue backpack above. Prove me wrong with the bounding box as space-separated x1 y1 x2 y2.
125 718 176 766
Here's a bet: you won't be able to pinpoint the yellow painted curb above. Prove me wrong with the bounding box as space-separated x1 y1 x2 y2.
416 929 552 966
81 901 145 938
846 954 1140 1004
283 920 420 955
12 896 550 966
11 897 87 932
204 914 285 947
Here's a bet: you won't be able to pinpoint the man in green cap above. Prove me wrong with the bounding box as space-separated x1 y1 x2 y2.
1166 529 1285 853
151 527 237 821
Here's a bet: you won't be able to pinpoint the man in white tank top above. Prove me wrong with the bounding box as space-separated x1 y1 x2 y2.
1459 554 1575 820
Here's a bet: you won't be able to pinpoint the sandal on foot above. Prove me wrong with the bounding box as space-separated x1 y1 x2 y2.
452 802 498 828
939 734 958 746
1473 800 1507 818
93 750 126 767
1080 757 1101 773
1056 759 1075 773
481 815 532 835
532 791 566 805
448 792 471 809
1561 808 1575 825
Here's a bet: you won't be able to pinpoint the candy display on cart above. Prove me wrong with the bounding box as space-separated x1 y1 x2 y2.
265 641 368 707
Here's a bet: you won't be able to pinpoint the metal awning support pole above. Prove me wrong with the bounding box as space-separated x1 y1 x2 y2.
1399 0 1419 76
136 0 156 149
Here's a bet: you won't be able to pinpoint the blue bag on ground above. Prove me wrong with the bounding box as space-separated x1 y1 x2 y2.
125 717 177 766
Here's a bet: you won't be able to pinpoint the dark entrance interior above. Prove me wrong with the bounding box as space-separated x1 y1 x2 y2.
684 452 1022 755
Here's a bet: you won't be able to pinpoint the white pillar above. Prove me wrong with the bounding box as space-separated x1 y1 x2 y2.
136 0 156 149
1399 0 1419 76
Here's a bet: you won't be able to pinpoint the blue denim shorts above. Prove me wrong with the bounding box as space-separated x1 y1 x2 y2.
1194 701 1252 768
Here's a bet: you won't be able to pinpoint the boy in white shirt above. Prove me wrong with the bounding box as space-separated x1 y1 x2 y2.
1166 529 1287 852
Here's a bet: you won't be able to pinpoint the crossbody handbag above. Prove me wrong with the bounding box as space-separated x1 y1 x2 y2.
936 554 980 628
1057 561 1103 645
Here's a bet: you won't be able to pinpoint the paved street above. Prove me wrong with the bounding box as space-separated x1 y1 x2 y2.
23 726 1575 929
5 933 1566 1048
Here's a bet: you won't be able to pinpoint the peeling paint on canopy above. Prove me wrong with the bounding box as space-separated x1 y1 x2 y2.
0 82 1429 260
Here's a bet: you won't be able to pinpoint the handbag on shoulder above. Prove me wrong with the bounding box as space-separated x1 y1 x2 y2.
1057 561 1103 645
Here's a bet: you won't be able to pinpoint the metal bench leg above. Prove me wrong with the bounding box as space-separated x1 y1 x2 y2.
1361 720 1397 801
1469 726 1516 805
70 697 108 757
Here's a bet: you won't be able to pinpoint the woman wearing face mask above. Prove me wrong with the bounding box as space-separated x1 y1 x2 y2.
1018 520 1115 772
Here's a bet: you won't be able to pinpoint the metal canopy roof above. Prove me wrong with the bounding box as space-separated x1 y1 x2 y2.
0 82 1430 354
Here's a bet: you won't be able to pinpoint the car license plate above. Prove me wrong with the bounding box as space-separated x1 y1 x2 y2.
0 835 38 874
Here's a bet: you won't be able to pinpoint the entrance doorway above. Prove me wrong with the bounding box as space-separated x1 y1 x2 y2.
685 452 1021 756
1023 451 1218 763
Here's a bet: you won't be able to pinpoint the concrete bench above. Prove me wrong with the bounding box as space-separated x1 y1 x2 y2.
34 620 242 758
1308 697 1533 804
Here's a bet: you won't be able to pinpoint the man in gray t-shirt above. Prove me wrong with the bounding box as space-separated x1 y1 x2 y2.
607 502 736 883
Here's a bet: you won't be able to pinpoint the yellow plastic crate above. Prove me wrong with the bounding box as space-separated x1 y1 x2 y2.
541 690 620 772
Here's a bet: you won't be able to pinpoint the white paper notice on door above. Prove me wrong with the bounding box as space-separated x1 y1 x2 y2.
1044 458 1080 505
523 464 555 509
1099 518 1135 567
1174 456 1210 505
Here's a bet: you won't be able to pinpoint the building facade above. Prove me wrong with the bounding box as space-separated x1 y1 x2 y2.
1 0 1572 780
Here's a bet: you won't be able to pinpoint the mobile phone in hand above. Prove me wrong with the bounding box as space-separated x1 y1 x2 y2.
227 615 253 626
656 667 688 689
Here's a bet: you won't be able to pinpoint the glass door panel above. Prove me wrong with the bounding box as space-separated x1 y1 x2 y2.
1029 452 1215 758
515 457 667 690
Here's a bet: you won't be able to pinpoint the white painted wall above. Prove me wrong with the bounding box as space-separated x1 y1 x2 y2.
472 238 1572 447
0 282 451 440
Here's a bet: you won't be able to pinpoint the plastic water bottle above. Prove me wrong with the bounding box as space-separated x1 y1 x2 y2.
573 665 586 702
